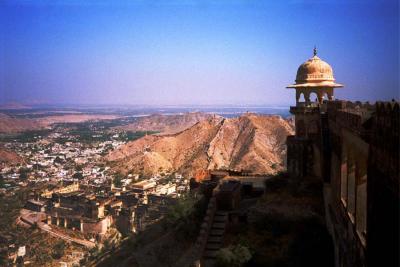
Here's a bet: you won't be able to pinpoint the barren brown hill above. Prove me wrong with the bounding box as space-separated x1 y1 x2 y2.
0 113 120 133
108 113 294 177
36 114 119 127
0 146 24 164
115 112 214 134
0 113 42 133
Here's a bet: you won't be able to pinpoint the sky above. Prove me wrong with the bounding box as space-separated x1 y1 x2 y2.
0 0 398 106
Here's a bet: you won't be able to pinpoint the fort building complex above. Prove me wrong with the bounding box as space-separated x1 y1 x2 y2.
286 48 399 267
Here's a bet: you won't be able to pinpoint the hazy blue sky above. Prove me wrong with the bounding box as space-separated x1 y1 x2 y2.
0 0 398 106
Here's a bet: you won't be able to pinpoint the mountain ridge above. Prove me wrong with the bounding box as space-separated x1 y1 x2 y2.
108 113 294 177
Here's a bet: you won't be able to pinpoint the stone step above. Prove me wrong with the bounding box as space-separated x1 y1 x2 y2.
202 259 215 267
212 222 226 229
213 215 227 222
207 236 223 243
210 229 224 236
206 243 221 250
215 211 228 216
204 249 218 259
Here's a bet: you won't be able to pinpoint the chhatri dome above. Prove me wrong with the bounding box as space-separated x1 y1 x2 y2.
287 47 343 104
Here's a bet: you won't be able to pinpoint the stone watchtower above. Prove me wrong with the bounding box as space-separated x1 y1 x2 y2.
286 48 343 178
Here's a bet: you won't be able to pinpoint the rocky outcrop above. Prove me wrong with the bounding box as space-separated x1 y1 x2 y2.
0 113 42 133
0 146 24 164
108 113 294 176
115 112 214 135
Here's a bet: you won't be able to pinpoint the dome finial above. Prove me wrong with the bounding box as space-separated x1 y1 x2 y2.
313 45 317 56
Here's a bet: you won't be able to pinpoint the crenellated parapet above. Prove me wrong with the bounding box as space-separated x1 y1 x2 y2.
375 101 400 116
327 100 375 114
327 100 374 138
369 101 399 188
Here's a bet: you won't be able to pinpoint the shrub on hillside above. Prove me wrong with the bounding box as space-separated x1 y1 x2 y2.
215 244 252 267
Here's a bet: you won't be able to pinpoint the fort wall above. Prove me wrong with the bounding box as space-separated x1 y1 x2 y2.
287 99 399 267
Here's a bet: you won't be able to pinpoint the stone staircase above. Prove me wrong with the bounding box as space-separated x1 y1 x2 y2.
202 211 229 267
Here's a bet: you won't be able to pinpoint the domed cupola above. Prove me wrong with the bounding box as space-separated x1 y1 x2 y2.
287 47 343 104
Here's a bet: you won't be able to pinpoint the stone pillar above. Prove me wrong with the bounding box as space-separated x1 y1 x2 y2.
80 219 84 233
356 157 367 243
64 218 68 228
56 217 60 226
296 90 301 104
327 89 334 100
304 90 311 104
340 145 348 202
317 91 324 104
347 150 356 221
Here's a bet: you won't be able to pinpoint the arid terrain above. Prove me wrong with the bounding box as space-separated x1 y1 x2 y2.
114 112 214 134
0 113 42 133
0 113 119 133
0 146 24 164
36 114 119 127
108 113 294 176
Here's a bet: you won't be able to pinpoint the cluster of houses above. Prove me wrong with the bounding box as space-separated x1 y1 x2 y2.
24 172 189 239
0 132 125 193
1 126 192 247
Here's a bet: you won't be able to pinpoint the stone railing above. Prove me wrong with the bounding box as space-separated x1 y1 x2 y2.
370 101 399 183
190 186 220 266
327 100 375 136
327 100 374 113
289 106 320 114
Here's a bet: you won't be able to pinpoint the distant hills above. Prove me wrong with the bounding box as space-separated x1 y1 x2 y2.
108 113 294 177
115 112 214 134
0 110 295 176
0 113 118 133
0 113 42 133
0 102 31 110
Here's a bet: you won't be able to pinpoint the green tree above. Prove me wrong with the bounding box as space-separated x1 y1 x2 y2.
165 195 196 225
0 174 5 188
0 251 7 266
113 174 123 188
51 240 66 259
89 245 100 260
215 244 252 267
73 172 83 179
19 167 30 180
54 156 63 164
36 252 52 265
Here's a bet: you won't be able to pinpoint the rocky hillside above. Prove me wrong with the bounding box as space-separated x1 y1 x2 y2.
0 146 24 164
0 113 42 133
108 113 294 177
36 114 118 127
115 112 214 134
0 113 119 133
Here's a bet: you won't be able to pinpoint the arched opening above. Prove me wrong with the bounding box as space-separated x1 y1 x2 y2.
326 88 334 101
309 92 319 103
297 92 305 103
325 91 331 101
